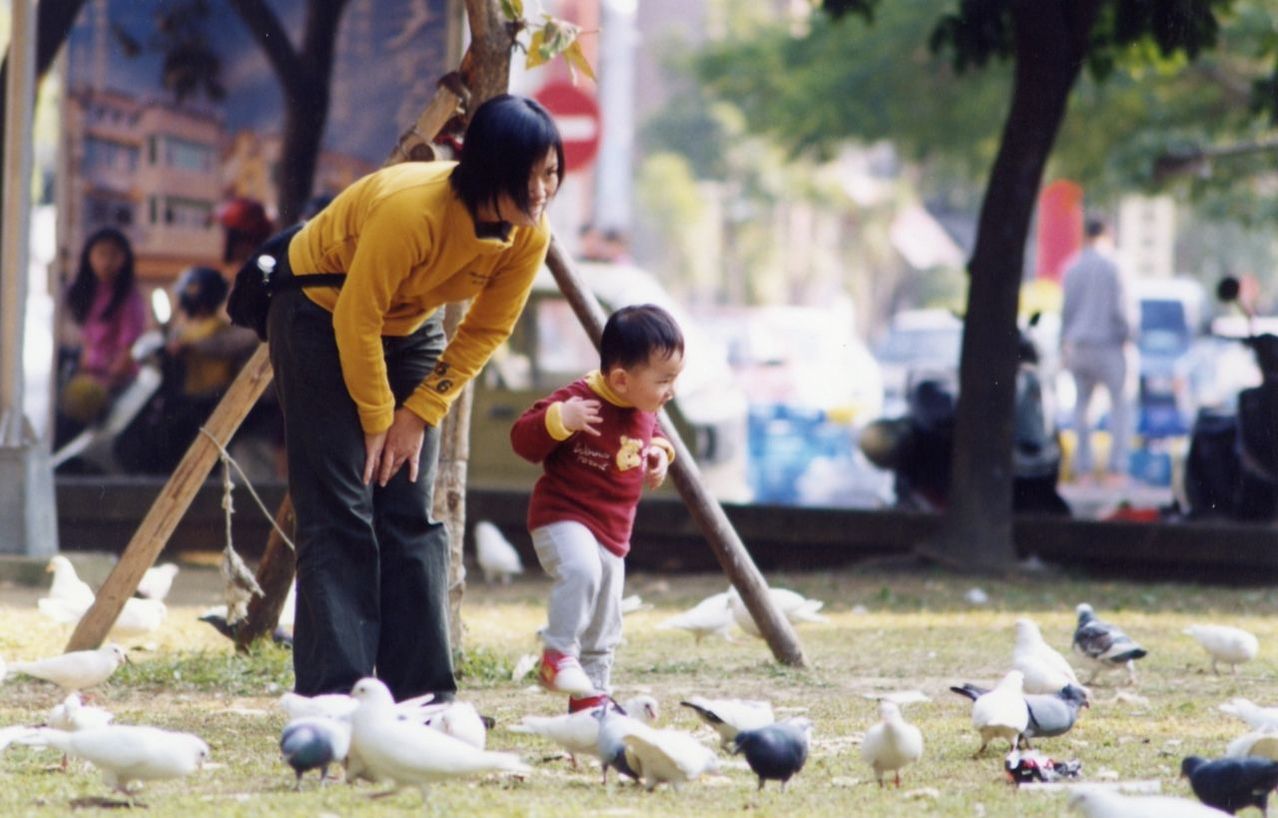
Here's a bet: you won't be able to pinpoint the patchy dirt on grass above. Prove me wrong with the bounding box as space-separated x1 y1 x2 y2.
2 556 1277 817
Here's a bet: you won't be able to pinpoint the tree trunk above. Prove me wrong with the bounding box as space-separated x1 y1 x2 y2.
929 0 1101 572
227 0 349 224
434 0 516 660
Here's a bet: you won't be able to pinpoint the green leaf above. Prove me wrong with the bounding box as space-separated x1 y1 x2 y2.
500 0 524 22
563 39 597 84
525 30 549 70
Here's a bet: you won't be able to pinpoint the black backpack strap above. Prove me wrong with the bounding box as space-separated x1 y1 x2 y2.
281 272 346 289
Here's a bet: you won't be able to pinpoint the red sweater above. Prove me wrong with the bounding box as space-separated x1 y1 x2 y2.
511 371 674 557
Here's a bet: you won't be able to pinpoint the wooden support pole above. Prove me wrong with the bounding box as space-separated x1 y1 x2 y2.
65 346 274 651
233 493 295 651
543 241 808 667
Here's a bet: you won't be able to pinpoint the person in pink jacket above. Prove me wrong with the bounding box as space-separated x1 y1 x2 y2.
512 304 684 711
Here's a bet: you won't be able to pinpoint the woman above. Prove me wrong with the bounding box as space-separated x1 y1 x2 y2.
268 94 563 701
57 227 147 436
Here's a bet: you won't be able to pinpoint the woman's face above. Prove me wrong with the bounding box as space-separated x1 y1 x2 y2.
89 239 128 284
496 148 560 228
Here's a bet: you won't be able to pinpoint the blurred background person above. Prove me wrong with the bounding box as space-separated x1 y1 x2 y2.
55 227 146 446
1061 217 1136 487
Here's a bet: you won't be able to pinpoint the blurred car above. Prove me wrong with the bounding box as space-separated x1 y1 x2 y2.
1132 277 1206 438
875 308 963 418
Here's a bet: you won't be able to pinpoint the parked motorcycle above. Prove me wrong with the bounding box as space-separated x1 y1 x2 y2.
1179 278 1278 521
859 314 1070 515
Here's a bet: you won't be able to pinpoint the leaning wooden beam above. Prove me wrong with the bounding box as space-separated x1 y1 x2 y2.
66 346 274 651
543 241 808 668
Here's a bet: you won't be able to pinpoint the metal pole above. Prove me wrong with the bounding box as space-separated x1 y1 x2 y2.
0 0 57 557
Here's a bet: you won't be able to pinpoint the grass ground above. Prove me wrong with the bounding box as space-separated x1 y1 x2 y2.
2 557 1277 816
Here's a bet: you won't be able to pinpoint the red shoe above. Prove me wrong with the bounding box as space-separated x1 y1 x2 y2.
537 649 595 696
568 693 610 713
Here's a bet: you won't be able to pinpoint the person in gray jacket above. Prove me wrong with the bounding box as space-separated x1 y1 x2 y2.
1061 218 1136 486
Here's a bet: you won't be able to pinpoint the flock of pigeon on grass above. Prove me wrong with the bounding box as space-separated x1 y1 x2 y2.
1 551 1278 816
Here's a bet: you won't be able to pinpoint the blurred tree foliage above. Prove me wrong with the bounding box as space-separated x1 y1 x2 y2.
688 0 1278 226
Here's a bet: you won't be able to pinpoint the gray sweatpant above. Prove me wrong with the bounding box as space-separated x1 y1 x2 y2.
1067 342 1130 475
532 520 625 693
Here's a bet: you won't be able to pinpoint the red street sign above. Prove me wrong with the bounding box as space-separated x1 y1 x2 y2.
534 81 601 174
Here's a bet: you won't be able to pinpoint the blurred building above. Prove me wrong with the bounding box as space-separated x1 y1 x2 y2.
61 87 223 285
1118 194 1176 279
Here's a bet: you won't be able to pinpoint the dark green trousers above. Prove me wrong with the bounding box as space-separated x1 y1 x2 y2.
268 283 455 702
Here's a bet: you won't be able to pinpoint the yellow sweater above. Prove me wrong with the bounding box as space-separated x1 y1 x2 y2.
288 162 551 433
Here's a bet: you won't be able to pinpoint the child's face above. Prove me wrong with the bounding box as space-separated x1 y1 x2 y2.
609 349 684 413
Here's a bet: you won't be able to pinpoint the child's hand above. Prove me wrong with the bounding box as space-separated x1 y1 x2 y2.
561 396 603 436
643 445 670 489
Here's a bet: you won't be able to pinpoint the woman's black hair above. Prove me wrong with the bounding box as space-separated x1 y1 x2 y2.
600 304 685 372
65 226 136 325
450 94 564 223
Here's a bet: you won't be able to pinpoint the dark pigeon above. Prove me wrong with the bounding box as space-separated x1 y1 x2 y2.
199 611 293 648
950 683 1088 746
593 706 641 785
732 718 812 791
280 718 349 790
1181 755 1278 815
1073 603 1147 684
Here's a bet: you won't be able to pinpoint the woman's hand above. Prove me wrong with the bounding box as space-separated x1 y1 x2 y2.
364 408 429 487
560 396 602 436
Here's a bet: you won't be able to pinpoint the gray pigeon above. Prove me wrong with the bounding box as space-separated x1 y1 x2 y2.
732 718 812 791
950 682 1089 747
1073 603 1147 684
1181 755 1278 815
280 717 350 790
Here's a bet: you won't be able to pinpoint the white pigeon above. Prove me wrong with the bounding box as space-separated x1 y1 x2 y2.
1067 787 1231 817
679 696 774 749
420 700 488 750
278 689 437 722
474 521 523 585
1012 617 1082 694
861 700 924 787
1185 624 1259 674
17 725 208 794
969 669 1030 756
44 556 96 609
727 586 827 638
1220 698 1278 732
509 695 660 766
48 693 115 732
621 723 720 791
37 589 167 640
46 693 115 770
620 594 652 615
136 563 179 602
111 598 167 639
658 592 735 644
0 725 37 752
1225 730 1278 761
11 644 129 691
347 677 530 800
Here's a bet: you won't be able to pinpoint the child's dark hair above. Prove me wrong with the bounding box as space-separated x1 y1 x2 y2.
450 94 564 223
65 226 136 325
600 304 684 372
